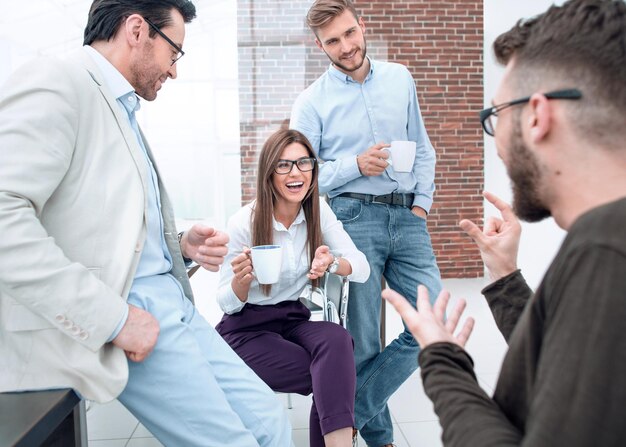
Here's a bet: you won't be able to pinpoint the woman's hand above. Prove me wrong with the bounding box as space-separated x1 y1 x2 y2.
308 245 334 280
231 247 254 301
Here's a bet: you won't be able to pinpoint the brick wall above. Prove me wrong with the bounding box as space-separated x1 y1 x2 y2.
237 0 484 278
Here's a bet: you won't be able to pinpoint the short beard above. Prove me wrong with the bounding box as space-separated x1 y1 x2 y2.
130 41 158 101
327 38 367 74
507 115 551 222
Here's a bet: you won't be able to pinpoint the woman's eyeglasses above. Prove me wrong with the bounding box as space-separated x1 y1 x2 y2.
274 157 317 175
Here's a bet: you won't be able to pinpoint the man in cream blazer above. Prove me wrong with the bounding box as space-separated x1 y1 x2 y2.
0 1 292 446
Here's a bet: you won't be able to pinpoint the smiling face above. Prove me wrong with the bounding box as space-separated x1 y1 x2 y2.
271 142 314 209
315 9 367 76
130 9 185 101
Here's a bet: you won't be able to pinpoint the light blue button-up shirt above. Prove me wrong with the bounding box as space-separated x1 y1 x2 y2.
85 46 174 340
290 58 436 212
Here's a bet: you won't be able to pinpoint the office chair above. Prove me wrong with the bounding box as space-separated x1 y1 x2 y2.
300 272 350 329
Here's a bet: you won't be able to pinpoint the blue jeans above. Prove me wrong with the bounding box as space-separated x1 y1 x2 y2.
330 197 442 447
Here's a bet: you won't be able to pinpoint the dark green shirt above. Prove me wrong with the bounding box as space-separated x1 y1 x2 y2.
420 197 626 446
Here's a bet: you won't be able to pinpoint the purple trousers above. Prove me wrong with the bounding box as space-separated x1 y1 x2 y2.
216 300 356 447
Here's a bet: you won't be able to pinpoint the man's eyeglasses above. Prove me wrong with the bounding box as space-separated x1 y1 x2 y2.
274 157 317 175
479 89 582 137
144 17 185 66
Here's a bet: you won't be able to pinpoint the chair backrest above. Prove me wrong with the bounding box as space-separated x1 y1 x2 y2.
300 272 350 328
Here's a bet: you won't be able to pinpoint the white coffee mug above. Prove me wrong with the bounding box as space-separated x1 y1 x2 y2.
387 140 417 173
250 245 283 284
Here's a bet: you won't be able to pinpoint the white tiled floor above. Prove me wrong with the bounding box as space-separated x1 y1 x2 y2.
87 273 507 447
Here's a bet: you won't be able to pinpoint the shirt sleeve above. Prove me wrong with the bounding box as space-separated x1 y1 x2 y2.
519 244 626 446
481 270 533 342
319 199 370 283
419 343 523 446
419 244 626 446
216 208 251 314
406 69 436 212
290 93 362 194
106 305 129 342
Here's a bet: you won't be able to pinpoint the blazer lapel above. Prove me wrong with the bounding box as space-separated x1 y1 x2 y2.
74 48 150 213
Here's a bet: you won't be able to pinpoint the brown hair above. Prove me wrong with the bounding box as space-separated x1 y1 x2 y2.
252 129 323 295
306 0 359 33
493 0 626 145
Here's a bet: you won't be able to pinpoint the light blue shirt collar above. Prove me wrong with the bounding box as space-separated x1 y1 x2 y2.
327 56 375 84
83 45 139 105
83 45 142 120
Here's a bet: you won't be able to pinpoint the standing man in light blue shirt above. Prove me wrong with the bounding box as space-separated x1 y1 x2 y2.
0 1 292 446
290 1 442 445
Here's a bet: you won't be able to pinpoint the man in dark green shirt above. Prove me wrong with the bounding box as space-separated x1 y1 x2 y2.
383 0 626 445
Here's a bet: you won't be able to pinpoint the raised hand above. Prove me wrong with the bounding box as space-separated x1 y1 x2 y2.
112 304 160 362
356 142 391 176
180 225 229 272
459 191 521 281
382 285 474 349
308 245 334 280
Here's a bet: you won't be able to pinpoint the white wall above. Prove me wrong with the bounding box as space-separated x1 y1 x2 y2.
483 0 566 289
0 1 241 232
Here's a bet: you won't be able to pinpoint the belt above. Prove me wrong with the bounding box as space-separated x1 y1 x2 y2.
337 192 415 208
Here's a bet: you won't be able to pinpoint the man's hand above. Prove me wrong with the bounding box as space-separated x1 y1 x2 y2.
308 245 334 280
383 285 474 349
357 143 390 176
459 191 521 281
411 206 427 219
180 225 229 272
112 304 159 362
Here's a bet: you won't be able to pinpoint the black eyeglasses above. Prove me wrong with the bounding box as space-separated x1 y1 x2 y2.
274 157 317 175
144 17 185 66
480 89 582 137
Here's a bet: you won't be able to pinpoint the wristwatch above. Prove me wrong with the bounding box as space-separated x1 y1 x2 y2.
178 231 193 263
327 256 340 274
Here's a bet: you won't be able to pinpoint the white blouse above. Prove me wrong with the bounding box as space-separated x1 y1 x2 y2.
217 197 370 314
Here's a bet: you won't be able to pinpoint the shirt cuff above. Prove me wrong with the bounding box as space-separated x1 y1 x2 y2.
412 194 433 214
346 155 363 180
481 269 523 295
218 287 246 315
106 304 129 342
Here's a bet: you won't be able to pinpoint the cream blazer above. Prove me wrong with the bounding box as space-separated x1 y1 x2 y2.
0 48 193 402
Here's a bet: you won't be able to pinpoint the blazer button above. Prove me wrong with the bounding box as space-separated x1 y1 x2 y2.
62 320 73 329
70 326 81 335
55 314 65 323
79 331 89 340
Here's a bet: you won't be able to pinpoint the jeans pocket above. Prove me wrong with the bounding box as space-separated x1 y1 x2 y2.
407 207 427 224
330 198 364 224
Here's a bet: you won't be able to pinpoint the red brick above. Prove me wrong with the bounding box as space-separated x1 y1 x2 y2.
236 0 484 278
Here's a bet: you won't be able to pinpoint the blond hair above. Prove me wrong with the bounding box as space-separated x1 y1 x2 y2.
306 0 359 33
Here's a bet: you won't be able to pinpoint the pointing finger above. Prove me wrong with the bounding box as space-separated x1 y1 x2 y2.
459 218 488 248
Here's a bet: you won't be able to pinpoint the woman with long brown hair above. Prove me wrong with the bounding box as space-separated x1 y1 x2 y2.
216 128 369 447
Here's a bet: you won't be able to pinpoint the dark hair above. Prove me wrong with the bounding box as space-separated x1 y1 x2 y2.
493 0 626 143
252 129 322 296
306 0 359 33
83 0 196 45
